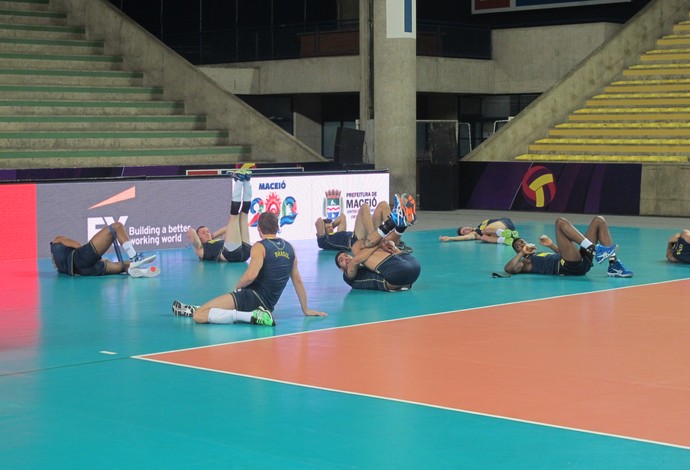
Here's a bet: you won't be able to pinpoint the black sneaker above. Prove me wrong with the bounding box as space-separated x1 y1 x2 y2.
172 300 197 317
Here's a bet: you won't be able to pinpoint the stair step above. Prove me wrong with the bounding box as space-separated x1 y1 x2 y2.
587 93 690 106
0 99 185 116
0 84 164 100
0 145 253 169
606 79 690 92
570 107 690 121
624 64 690 77
0 51 123 70
0 37 104 54
0 8 68 26
657 35 690 47
0 0 50 12
673 22 690 33
640 49 690 62
0 130 230 149
0 114 207 131
0 22 84 39
530 137 690 153
0 68 144 86
515 154 688 163
550 124 690 137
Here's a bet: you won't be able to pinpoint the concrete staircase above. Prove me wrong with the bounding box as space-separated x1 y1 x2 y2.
0 0 250 169
516 10 690 164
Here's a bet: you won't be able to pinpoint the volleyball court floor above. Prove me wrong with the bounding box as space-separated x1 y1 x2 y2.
3 212 690 468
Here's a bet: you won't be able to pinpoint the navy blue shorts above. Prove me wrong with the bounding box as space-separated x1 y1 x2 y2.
222 243 251 262
559 247 593 276
230 288 268 312
317 231 355 250
63 242 106 276
376 252 421 286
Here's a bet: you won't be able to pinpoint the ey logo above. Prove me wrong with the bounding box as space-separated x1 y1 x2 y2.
88 216 128 240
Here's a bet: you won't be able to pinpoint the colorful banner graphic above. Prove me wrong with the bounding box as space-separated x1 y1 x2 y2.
457 162 640 215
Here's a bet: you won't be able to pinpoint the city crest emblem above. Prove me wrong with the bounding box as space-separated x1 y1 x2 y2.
323 189 344 220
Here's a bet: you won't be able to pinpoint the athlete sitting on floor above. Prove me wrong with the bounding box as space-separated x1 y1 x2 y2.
187 170 252 263
173 211 327 326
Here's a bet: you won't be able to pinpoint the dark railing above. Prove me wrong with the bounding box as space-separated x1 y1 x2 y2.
158 22 491 64
164 22 356 65
108 1 492 64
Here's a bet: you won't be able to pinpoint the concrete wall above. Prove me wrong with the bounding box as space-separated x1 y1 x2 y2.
293 95 323 154
201 23 618 96
492 23 623 94
641 165 690 216
49 0 325 164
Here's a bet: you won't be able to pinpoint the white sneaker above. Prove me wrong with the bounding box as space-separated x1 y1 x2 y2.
128 266 160 278
130 253 156 269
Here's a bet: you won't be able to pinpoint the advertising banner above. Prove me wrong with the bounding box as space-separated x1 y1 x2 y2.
250 172 389 244
35 172 389 258
458 162 641 215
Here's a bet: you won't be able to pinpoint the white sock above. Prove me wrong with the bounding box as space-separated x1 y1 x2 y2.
497 236 506 244
236 311 253 323
243 180 252 202
496 228 505 236
580 239 593 250
232 181 243 201
207 308 254 324
122 240 137 258
208 307 238 324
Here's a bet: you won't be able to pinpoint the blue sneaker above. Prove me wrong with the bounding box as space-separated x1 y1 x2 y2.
594 243 617 264
399 193 417 225
130 253 156 269
607 260 633 278
389 194 406 227
389 193 416 227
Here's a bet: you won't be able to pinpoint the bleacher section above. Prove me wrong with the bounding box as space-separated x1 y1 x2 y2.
516 9 690 164
0 0 251 169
